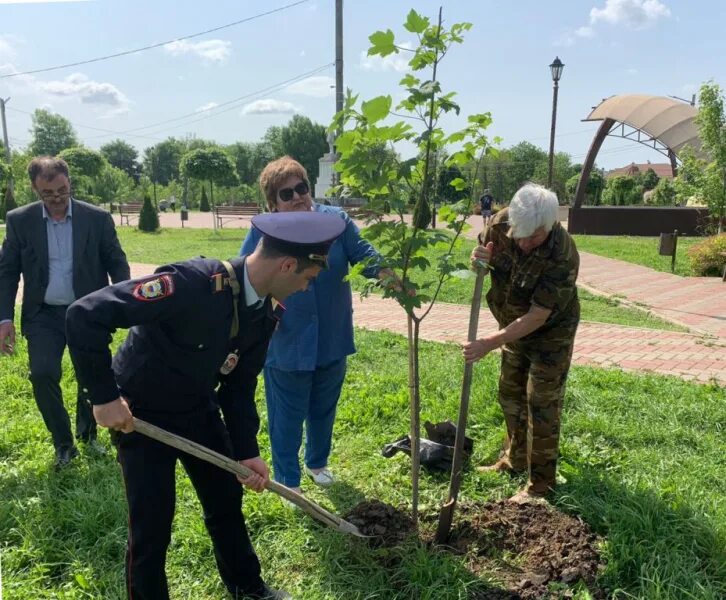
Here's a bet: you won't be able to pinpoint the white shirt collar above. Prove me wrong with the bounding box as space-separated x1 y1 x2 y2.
243 260 265 307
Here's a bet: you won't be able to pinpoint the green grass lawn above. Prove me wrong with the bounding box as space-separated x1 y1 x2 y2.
572 235 703 277
111 227 685 332
0 328 723 599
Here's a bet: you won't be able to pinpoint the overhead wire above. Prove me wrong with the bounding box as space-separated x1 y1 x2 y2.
0 0 311 79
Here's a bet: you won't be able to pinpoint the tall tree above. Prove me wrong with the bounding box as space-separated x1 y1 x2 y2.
142 138 187 187
266 115 329 186
28 109 79 157
100 139 141 182
696 81 726 232
58 147 106 179
180 147 239 207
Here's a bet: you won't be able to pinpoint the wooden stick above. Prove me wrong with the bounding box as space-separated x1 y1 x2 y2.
435 265 486 543
132 418 366 537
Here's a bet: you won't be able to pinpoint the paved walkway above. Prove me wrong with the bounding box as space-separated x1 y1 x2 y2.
117 211 725 337
124 263 726 386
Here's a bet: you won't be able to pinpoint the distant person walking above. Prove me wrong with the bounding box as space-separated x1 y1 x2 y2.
479 189 494 226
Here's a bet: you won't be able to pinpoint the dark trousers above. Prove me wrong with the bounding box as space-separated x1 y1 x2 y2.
116 409 264 600
24 304 96 449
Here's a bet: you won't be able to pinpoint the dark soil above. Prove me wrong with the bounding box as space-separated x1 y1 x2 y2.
445 501 606 599
345 498 606 598
343 500 416 547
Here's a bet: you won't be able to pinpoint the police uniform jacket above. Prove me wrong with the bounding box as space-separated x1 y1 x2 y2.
483 208 580 341
240 203 381 371
66 257 280 460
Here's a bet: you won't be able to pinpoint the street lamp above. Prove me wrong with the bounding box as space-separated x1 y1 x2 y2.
547 56 564 189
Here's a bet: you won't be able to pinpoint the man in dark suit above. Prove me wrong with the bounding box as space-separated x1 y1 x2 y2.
0 156 130 467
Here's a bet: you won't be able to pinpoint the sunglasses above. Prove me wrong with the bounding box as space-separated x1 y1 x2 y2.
278 181 310 202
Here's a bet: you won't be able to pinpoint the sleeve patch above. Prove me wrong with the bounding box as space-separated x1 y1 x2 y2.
132 274 175 302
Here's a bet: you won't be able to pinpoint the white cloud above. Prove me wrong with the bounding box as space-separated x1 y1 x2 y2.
163 39 231 63
37 72 129 107
590 0 671 28
241 99 298 115
195 101 219 113
285 76 334 98
0 35 20 62
360 42 412 73
575 26 595 37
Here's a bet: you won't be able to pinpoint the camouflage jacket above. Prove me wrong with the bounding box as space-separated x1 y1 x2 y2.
482 208 580 341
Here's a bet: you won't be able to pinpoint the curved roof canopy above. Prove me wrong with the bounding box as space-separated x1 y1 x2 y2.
585 94 701 155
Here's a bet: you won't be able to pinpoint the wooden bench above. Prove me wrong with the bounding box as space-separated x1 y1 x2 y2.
119 203 143 226
213 204 260 228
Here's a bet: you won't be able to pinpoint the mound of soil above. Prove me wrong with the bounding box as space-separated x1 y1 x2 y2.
448 501 605 599
344 500 416 547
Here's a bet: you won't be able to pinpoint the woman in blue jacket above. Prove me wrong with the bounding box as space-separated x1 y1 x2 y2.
241 156 399 493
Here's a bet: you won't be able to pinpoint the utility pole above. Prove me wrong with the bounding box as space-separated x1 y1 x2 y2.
0 97 14 201
333 0 343 202
335 0 344 118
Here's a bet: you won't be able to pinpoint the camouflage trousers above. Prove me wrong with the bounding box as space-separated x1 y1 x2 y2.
497 336 575 494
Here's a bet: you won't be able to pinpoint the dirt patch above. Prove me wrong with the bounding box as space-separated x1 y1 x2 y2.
445 501 606 599
344 500 416 547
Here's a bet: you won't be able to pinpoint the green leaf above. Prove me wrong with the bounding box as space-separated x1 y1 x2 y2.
404 9 429 33
449 177 467 191
368 29 397 57
399 74 420 88
75 573 90 589
361 96 392 124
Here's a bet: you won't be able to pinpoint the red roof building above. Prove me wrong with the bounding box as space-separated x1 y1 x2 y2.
605 161 674 179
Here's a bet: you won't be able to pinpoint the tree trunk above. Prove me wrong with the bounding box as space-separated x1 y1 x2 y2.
407 313 421 526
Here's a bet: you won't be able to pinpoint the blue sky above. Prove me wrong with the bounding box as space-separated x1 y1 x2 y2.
0 0 723 169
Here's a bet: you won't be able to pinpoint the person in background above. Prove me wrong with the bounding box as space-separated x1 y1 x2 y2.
463 183 579 503
66 211 345 600
241 156 402 495
479 188 495 226
0 156 130 467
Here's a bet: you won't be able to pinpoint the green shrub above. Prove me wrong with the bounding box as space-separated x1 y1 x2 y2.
1 187 17 220
687 234 726 276
138 194 159 232
199 186 210 212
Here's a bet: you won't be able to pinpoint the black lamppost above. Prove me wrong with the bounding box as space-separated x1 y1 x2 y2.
547 56 565 189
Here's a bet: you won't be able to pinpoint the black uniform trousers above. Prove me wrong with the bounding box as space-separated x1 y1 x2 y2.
24 304 96 450
116 406 264 600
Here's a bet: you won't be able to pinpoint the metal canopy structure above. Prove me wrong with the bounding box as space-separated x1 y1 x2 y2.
572 94 702 209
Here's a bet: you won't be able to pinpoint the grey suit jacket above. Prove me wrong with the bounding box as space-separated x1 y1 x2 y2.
0 199 130 332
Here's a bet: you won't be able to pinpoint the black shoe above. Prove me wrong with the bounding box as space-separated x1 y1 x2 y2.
81 438 107 456
54 445 79 469
247 585 292 599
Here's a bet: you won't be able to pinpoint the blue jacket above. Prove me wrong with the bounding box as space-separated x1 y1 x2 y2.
240 204 380 371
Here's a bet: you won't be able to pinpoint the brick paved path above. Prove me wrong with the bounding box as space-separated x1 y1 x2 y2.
125 263 725 385
115 211 725 338
349 293 726 386
577 253 726 338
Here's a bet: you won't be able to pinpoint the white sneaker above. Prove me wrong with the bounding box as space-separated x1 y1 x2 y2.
304 466 335 487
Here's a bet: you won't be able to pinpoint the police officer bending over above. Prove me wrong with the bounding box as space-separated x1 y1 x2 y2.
66 212 346 600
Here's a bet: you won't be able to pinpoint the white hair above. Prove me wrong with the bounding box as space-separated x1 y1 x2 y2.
508 183 559 238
